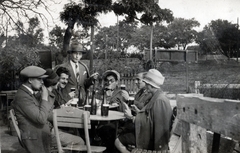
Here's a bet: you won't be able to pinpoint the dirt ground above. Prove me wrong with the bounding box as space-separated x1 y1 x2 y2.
158 59 240 97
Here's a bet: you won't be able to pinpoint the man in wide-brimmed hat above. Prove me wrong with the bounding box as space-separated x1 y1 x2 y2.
115 69 172 153
55 40 98 106
11 66 53 153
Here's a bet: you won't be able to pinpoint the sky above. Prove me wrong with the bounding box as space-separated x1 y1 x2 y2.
97 0 240 30
44 0 240 42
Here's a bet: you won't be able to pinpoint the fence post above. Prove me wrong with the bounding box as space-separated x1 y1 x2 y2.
195 81 200 94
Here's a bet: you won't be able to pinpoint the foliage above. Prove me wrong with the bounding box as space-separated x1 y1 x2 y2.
167 18 200 50
13 17 44 47
112 0 173 25
130 25 151 51
197 19 240 57
0 44 40 90
60 0 112 57
152 23 176 49
95 21 138 52
49 25 66 49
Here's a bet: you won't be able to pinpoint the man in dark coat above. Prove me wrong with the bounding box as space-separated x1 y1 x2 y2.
11 66 53 153
55 40 98 106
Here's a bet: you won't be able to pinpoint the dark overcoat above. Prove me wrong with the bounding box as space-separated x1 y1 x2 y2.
135 89 172 151
11 85 54 153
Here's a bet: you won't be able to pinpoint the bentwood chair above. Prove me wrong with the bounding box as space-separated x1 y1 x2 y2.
53 107 106 153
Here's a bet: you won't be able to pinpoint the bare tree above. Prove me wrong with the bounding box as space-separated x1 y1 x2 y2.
0 0 57 34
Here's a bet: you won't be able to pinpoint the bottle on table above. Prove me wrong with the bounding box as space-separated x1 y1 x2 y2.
84 89 91 112
91 89 97 115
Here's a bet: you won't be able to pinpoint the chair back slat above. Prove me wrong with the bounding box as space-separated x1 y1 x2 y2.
53 107 92 153
9 109 24 148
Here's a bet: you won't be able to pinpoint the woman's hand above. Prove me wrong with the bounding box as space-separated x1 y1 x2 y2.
131 104 140 113
123 102 133 119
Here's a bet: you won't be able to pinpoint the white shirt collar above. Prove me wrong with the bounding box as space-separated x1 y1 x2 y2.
22 84 34 95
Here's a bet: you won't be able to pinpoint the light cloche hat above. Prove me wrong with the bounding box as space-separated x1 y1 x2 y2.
143 69 165 88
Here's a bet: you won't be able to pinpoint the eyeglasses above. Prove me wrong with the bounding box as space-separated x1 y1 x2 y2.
104 79 115 84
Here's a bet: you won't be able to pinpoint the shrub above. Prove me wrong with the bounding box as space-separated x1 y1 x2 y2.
0 44 40 90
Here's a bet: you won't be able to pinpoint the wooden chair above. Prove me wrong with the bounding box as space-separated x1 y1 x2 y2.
53 107 106 153
9 109 24 148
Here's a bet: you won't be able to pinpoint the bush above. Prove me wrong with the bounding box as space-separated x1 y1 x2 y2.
0 44 40 90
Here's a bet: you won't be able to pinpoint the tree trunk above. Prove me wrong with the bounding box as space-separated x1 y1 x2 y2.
149 25 153 60
90 25 94 74
61 20 76 64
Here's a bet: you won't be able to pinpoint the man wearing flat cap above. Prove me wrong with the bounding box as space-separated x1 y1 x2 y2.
11 66 54 153
55 40 98 106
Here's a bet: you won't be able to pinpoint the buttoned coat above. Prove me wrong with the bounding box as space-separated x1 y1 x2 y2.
56 61 93 106
11 85 54 153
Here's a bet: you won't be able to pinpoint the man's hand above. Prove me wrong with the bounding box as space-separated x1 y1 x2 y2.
68 91 75 99
41 85 48 101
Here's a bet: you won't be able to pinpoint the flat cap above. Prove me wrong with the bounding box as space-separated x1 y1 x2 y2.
20 66 48 78
103 70 120 81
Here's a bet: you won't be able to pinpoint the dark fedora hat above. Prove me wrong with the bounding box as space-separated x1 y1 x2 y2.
67 41 86 54
43 69 59 87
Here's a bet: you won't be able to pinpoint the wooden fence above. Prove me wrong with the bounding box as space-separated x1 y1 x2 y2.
194 81 240 100
175 94 240 153
120 73 138 95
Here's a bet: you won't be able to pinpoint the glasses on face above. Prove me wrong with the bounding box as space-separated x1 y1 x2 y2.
104 78 115 84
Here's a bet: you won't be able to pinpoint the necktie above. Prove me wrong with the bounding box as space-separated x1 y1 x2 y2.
75 63 79 82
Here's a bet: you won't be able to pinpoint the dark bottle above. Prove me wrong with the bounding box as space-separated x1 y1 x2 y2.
91 89 97 115
101 90 107 116
85 89 90 105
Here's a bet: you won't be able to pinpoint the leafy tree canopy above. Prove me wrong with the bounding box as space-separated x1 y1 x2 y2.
112 0 173 25
167 18 200 50
197 19 240 57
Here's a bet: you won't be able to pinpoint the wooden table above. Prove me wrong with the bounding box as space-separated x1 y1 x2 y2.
89 110 125 148
90 110 125 121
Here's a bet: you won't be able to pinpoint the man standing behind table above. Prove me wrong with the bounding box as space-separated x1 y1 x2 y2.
55 40 98 106
11 66 53 153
